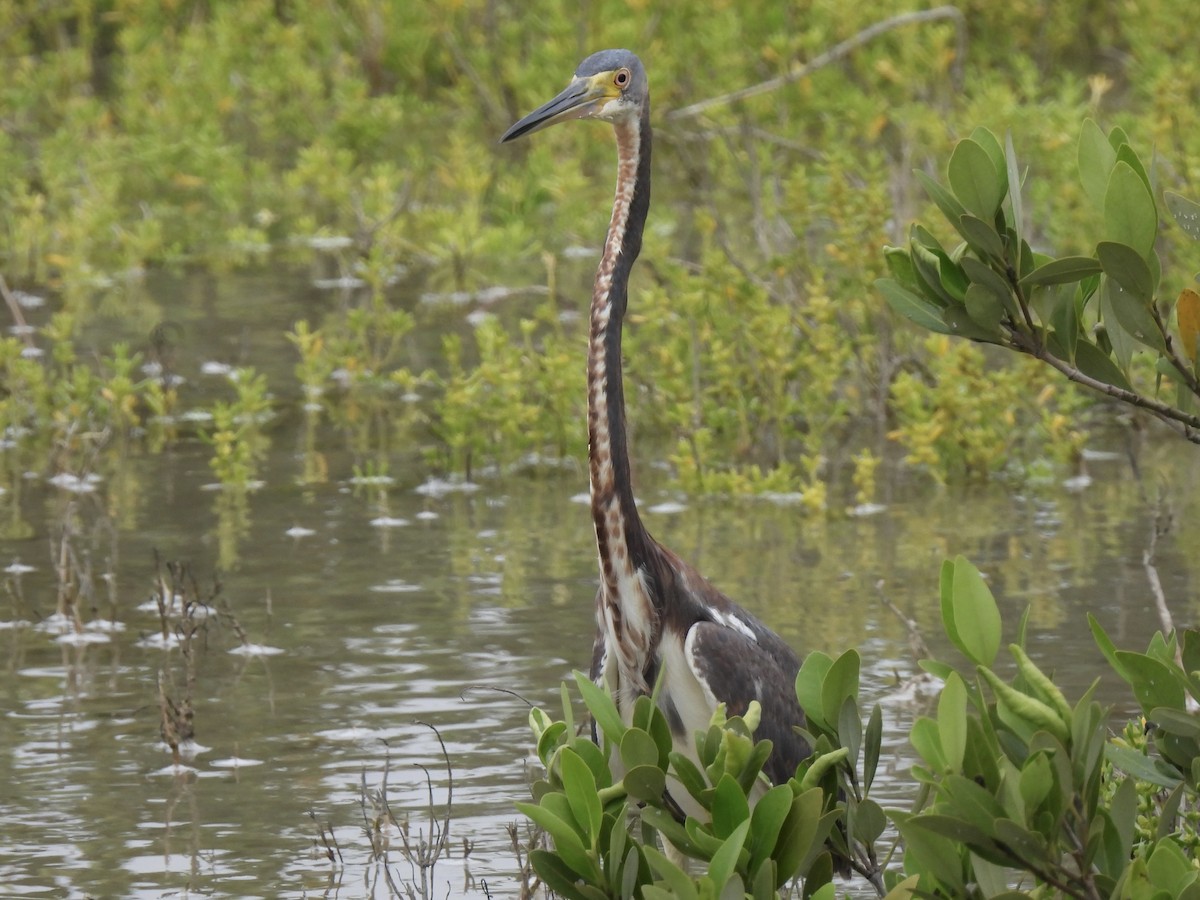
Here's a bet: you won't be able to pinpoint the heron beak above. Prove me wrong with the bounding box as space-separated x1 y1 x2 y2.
500 76 611 143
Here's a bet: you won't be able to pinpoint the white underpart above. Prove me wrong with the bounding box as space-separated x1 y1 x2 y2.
661 629 724 818
676 628 720 720
680 626 722 713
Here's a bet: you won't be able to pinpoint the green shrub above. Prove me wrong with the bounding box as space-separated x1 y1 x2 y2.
7 2 1200 492
521 558 1200 897
877 122 1200 450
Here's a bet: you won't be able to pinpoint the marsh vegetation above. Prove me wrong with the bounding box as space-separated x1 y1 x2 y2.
3 1 1200 896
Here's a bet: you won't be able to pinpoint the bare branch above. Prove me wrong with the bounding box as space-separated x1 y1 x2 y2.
668 7 967 121
876 580 930 663
416 721 454 866
0 273 34 349
459 684 535 708
440 29 507 128
1006 329 1200 443
1151 300 1200 396
1141 497 1193 704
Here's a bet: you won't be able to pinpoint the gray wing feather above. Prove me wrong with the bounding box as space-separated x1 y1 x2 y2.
683 621 810 785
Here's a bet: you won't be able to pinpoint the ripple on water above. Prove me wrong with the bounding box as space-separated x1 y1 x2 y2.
324 665 426 694
369 515 410 528
148 763 199 777
313 725 410 746
16 666 76 680
47 472 102 493
135 596 214 617
33 613 79 635
12 740 78 765
414 476 479 497
340 636 425 662
121 850 240 881
150 736 209 758
55 631 112 647
85 619 126 633
228 643 286 657
209 756 265 769
369 579 422 593
14 711 101 741
134 632 181 650
372 622 418 635
466 573 502 596
0 837 91 871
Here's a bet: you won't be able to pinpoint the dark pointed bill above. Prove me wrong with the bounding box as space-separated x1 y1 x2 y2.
500 77 605 143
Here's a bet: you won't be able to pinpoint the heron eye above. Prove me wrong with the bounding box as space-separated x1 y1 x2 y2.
614 68 630 88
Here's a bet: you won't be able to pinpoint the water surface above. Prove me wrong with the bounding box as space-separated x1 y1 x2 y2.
1 273 1197 898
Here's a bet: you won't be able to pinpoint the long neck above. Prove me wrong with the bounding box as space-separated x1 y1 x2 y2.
589 103 653 590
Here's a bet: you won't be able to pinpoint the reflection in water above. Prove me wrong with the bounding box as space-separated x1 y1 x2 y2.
1 434 1196 896
0 278 1198 896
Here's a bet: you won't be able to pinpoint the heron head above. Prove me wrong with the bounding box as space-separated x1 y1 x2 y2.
500 49 647 143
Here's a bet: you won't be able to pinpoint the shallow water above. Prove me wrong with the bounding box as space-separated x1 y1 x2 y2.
1 273 1198 898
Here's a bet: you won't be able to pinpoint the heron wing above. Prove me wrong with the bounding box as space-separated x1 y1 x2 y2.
683 620 810 785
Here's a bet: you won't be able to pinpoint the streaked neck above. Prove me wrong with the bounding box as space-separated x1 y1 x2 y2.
588 107 652 590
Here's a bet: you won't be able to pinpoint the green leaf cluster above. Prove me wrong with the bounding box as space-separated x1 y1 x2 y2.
878 121 1200 446
520 559 1200 898
627 259 854 506
1095 620 1200 790
0 319 192 536
893 557 1200 898
520 672 841 899
6 0 1146 495
792 648 889 890
887 334 1089 481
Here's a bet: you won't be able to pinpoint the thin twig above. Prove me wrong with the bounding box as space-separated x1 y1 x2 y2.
1140 495 1196 701
459 684 535 708
1004 273 1200 440
1007 328 1200 442
416 721 454 866
848 847 887 897
1142 503 1174 641
0 273 35 349
876 580 930 662
668 7 967 121
309 809 344 865
440 29 507 127
1151 300 1200 395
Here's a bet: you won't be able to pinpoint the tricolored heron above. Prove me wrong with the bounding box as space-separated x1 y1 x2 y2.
500 50 812 811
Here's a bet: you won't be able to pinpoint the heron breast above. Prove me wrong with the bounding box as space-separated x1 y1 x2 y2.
658 630 720 740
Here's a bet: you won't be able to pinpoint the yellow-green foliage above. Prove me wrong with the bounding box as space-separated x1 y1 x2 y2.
625 247 855 504
3 0 1199 494
2 314 157 465
432 292 584 475
200 369 272 488
889 336 1088 482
